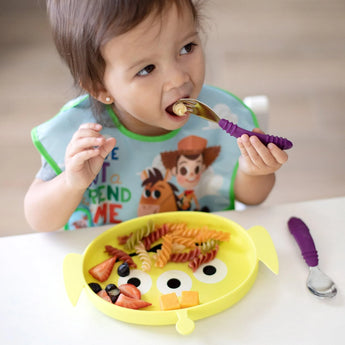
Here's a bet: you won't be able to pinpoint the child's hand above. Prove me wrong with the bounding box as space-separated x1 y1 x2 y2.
237 128 288 176
64 123 116 190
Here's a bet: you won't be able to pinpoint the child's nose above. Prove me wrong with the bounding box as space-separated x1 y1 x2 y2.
163 63 189 92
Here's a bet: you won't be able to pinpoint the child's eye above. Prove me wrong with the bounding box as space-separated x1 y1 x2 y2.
180 42 197 55
137 64 155 77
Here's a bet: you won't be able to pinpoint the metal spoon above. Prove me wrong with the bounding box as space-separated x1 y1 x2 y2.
287 217 337 298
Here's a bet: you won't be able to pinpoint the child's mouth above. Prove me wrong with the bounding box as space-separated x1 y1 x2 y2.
165 104 176 116
165 98 189 117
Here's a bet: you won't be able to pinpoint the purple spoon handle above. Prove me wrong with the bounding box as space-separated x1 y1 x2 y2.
218 118 293 150
287 217 319 267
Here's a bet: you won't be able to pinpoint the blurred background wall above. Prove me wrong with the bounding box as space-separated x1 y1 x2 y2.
0 0 344 236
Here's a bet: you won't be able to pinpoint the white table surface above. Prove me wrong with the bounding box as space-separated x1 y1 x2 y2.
1 197 344 344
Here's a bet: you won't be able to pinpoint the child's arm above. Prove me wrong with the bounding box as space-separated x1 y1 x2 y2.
24 123 116 231
234 128 288 205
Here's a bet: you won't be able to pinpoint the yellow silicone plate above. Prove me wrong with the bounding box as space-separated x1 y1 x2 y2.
63 212 278 335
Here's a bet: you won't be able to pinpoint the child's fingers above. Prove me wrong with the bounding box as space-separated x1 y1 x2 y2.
68 148 101 168
79 123 102 131
239 134 288 169
237 137 249 158
251 127 265 134
67 136 105 158
71 123 103 141
99 137 116 159
249 135 279 167
238 135 261 166
267 143 289 164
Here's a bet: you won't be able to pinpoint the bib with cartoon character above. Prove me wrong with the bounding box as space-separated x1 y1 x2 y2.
32 85 258 229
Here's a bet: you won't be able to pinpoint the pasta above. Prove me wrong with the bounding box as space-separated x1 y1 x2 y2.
124 220 155 251
134 241 152 272
104 245 137 268
169 247 201 263
141 223 171 250
105 221 230 272
117 234 131 245
188 245 219 272
195 228 230 243
200 239 220 253
171 242 186 252
171 235 196 249
172 226 230 243
155 234 173 268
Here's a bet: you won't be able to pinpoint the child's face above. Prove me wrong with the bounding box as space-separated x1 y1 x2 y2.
101 3 205 136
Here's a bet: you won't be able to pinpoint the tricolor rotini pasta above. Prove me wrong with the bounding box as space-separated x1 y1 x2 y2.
124 220 155 251
141 223 172 250
108 221 230 271
188 245 220 272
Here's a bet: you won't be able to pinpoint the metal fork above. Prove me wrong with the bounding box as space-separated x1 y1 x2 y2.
178 99 293 150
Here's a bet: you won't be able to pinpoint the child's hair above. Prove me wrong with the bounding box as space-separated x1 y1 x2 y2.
47 0 203 115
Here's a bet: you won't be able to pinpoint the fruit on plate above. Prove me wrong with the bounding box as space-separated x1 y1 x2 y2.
88 282 102 294
88 256 117 282
117 262 130 277
105 283 121 303
118 283 141 300
115 293 151 310
97 289 112 303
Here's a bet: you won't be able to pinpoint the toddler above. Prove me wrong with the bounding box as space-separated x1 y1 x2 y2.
24 0 288 231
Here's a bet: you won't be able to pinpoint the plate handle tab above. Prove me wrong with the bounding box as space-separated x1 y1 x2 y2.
247 226 279 274
63 253 84 306
175 309 195 335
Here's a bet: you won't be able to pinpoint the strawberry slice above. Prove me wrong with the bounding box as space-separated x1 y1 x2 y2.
97 289 112 303
118 283 141 300
88 256 116 282
115 294 151 309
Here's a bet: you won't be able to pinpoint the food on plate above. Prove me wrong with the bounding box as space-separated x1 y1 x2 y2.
117 262 130 277
88 282 102 294
115 293 152 310
88 256 117 282
88 221 231 310
160 292 180 311
159 291 200 310
180 291 199 308
97 289 112 303
118 283 141 300
89 282 151 309
105 283 121 303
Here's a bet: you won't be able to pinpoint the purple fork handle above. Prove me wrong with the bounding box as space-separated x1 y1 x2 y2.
218 118 293 150
287 217 319 267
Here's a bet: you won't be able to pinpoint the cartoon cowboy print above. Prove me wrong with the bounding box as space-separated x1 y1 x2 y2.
160 135 221 211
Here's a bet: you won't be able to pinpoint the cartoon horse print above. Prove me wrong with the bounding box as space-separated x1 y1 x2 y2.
137 167 180 217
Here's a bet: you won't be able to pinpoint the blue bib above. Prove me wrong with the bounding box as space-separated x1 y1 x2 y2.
32 85 258 230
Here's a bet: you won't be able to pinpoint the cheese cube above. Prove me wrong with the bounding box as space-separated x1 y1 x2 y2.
180 291 199 308
159 292 180 311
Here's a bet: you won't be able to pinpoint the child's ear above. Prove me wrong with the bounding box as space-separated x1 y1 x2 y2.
93 89 114 105
81 80 114 104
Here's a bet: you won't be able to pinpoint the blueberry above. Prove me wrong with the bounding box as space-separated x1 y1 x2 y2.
117 262 130 277
105 283 120 303
88 282 102 294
